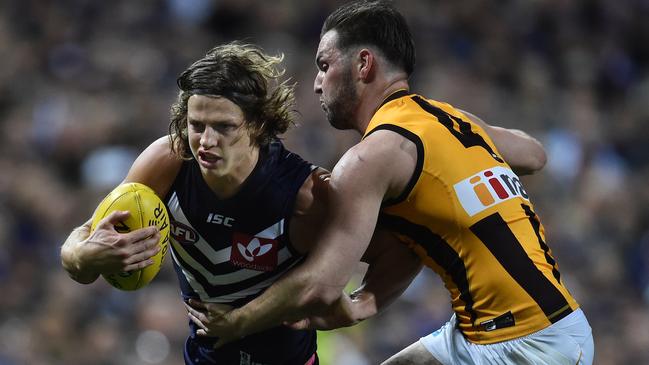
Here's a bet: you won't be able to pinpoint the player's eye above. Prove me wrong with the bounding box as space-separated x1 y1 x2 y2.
189 121 205 132
217 124 236 133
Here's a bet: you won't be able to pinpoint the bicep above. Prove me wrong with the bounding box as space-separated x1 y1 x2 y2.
459 109 546 175
289 168 330 255
301 149 390 288
123 136 182 198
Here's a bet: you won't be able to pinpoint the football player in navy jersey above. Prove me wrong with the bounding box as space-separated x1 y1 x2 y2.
62 42 330 365
61 41 547 365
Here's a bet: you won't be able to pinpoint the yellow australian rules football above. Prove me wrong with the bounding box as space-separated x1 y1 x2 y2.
91 182 170 290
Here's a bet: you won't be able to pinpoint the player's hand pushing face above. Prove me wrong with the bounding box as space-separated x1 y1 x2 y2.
78 210 160 274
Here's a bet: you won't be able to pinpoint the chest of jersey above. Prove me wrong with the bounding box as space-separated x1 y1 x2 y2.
164 141 312 304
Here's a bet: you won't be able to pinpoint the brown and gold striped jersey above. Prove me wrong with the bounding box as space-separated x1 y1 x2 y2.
365 90 578 344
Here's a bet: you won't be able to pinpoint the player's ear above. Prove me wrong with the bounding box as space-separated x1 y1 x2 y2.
357 49 374 82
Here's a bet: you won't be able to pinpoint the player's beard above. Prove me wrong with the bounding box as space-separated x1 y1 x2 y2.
323 66 358 130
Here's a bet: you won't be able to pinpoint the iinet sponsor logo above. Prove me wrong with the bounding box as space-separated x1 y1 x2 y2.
454 166 529 216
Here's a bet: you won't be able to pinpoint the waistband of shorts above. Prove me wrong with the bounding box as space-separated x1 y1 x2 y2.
506 308 587 344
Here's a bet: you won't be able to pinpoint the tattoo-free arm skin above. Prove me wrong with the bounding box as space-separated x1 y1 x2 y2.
460 109 547 175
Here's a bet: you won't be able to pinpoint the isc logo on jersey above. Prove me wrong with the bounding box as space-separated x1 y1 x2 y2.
454 166 529 216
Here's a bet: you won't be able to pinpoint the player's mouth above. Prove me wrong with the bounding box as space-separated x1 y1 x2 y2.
198 151 221 168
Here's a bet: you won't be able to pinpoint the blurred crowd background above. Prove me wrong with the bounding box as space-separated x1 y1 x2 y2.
1 0 648 364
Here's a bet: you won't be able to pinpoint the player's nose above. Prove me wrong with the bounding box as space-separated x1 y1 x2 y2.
314 72 323 94
200 127 219 148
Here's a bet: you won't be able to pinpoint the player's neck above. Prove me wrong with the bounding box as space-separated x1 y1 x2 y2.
354 78 409 134
204 147 260 199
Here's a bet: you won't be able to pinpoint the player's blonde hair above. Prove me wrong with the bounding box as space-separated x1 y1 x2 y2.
169 42 297 158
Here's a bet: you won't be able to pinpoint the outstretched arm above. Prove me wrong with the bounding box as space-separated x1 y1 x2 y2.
350 229 423 321
460 110 547 175
287 229 424 331
61 218 98 284
61 136 181 284
197 131 414 346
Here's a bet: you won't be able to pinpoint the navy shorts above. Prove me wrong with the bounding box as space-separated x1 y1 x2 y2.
183 325 317 365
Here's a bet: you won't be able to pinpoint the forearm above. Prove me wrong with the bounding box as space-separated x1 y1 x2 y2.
60 221 99 284
353 262 422 317
353 232 423 320
320 259 422 328
229 266 343 337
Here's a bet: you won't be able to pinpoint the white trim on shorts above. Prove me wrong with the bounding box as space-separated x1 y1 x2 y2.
420 308 593 365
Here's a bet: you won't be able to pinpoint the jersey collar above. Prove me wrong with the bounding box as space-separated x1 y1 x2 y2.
378 89 410 109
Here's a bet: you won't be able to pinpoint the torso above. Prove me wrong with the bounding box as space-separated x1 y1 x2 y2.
364 91 579 344
130 138 320 363
165 140 314 307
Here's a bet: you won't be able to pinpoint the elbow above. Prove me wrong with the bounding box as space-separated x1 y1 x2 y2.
527 147 548 174
67 272 97 285
516 141 547 176
61 261 97 285
61 263 98 284
60 248 98 285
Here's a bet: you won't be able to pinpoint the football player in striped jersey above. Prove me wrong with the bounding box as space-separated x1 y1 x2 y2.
199 2 594 365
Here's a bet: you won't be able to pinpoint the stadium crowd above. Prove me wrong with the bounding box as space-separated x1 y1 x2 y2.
1 0 648 364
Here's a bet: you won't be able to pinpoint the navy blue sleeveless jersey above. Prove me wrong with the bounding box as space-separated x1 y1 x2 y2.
165 140 318 365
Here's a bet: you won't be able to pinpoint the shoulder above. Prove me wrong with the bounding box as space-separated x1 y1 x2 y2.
124 136 183 198
333 131 416 202
288 167 329 254
293 167 330 217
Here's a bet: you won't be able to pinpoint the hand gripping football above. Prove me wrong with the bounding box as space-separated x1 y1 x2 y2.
91 182 170 290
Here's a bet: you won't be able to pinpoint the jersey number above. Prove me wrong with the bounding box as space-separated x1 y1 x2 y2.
411 96 504 163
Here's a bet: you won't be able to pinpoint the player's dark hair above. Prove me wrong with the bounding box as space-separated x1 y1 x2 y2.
169 42 296 158
322 0 415 76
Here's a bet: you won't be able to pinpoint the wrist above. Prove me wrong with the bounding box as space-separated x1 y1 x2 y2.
61 237 98 284
348 291 377 322
227 307 248 340
332 294 359 327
